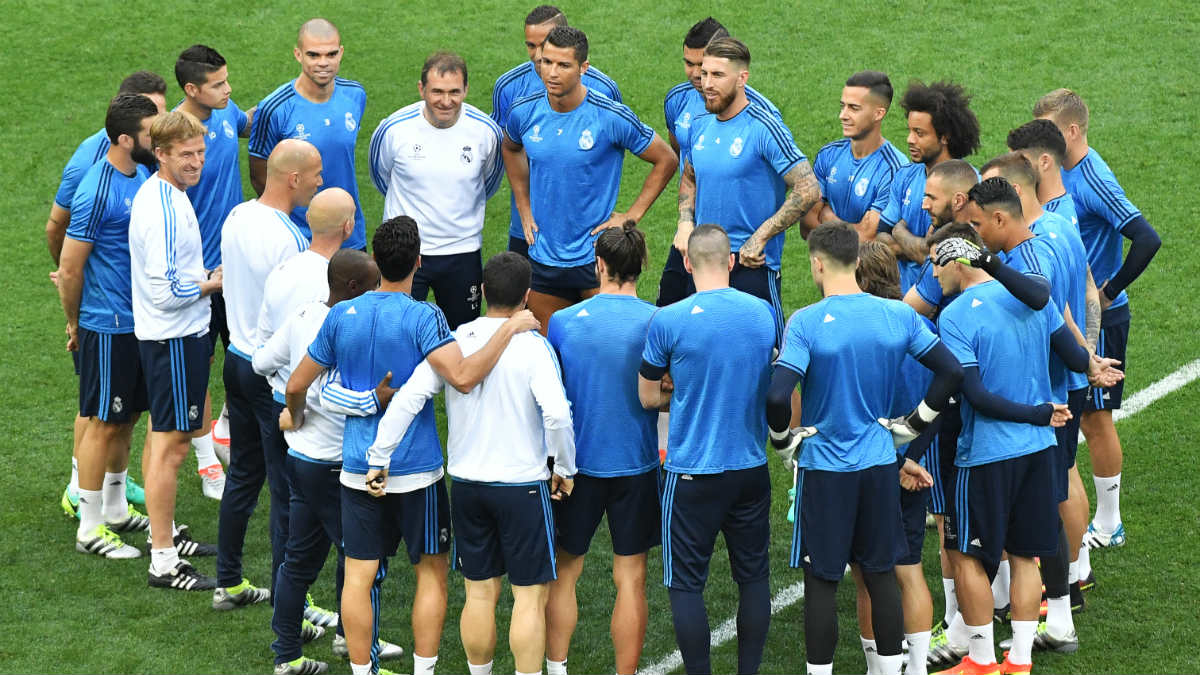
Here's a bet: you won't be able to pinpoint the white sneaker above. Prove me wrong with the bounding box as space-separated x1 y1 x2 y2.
332 634 405 661
199 463 226 500
77 523 142 559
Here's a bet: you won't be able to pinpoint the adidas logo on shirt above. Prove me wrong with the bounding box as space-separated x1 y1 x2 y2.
576 308 590 317
347 306 358 314
690 306 704 315
971 299 983 308
823 313 835 323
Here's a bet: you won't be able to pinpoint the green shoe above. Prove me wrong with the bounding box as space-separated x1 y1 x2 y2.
304 593 339 628
125 478 146 506
61 487 80 520
274 657 328 675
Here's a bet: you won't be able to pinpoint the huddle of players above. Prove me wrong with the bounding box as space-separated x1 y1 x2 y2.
46 5 1161 675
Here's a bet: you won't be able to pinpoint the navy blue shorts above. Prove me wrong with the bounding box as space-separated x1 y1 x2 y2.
340 479 451 564
661 464 770 592
655 247 784 344
899 483 930 566
1086 304 1129 411
508 234 530 259
791 463 905 580
451 479 557 586
209 291 229 351
78 328 147 424
927 403 962 516
412 250 483 330
946 448 1058 569
554 469 661 557
1053 387 1088 501
530 259 598 301
138 333 211 432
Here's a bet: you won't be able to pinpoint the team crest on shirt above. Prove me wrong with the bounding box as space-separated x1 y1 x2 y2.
460 145 473 165
345 112 357 132
578 129 594 150
222 120 235 139
410 143 425 160
828 166 838 183
294 123 311 141
528 125 543 143
124 198 133 209
208 130 217 140
903 187 912 206
693 134 705 151
855 177 869 197
189 405 199 421
729 137 744 157
111 396 123 414
677 112 692 129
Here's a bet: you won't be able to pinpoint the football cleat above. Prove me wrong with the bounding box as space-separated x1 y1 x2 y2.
1070 582 1086 612
148 560 217 591
927 626 969 667
198 463 226 501
301 619 326 643
332 634 405 661
1082 521 1125 548
106 504 151 533
274 657 328 675
304 593 339 628
61 486 80 519
933 655 1001 675
147 526 218 556
998 621 1079 654
998 653 1031 675
993 604 1011 624
76 524 141 559
1079 571 1096 592
212 578 271 610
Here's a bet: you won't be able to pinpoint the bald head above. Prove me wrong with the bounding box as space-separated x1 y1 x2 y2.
685 224 732 272
267 139 319 176
298 18 340 46
306 187 355 237
327 249 379 305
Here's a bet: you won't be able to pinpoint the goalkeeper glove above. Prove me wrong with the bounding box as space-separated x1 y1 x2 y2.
878 401 940 448
769 426 817 471
933 237 998 271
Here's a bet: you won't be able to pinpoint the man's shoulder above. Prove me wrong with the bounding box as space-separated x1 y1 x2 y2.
334 77 367 102
816 137 851 161
876 140 909 169
494 61 534 88
665 81 694 106
460 103 503 134
258 80 299 113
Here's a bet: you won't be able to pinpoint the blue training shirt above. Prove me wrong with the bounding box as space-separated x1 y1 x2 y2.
249 78 368 249
878 163 932 293
185 100 249 269
1043 192 1079 230
912 258 959 315
492 61 621 242
812 138 909 224
677 104 806 271
1029 210 1090 395
776 294 939 472
505 89 654 268
55 128 110 210
548 294 659 477
663 81 781 161
66 160 150 333
307 292 454 477
642 287 775 474
938 280 1061 467
1061 148 1141 310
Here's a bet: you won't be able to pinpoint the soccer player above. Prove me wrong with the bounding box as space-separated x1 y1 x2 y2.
369 51 503 329
256 248 379 675
804 71 909 240
366 251 575 675
877 81 980 293
903 159 979 319
665 38 819 343
545 223 659 675
175 43 253 500
215 139 322 609
58 94 158 559
52 70 165 520
928 230 1121 675
251 18 367 250
129 111 224 590
1006 119 1080 226
491 5 623 258
286 216 537 675
767 222 961 675
1034 89 1162 553
638 225 775 675
502 26 676 330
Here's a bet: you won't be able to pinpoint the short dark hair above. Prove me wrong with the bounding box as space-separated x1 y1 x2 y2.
928 221 981 249
704 36 749 68
1007 119 1067 166
105 93 159 144
808 221 859 267
544 26 588 64
595 221 647 285
845 70 893 106
856 240 901 300
968 177 1023 219
420 51 467 87
927 158 980 191
372 216 421 282
981 152 1038 191
684 17 728 48
483 252 532 308
525 5 567 26
327 249 378 302
118 70 166 96
175 45 226 91
901 80 981 159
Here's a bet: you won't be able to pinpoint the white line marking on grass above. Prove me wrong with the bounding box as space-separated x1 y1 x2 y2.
644 359 1200 674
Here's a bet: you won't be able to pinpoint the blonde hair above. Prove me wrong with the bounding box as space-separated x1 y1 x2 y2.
1033 88 1089 134
150 110 206 151
856 240 901 300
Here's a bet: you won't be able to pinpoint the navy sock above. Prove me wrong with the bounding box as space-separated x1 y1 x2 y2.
669 588 711 674
803 570 839 665
736 577 771 674
862 570 904 657
1040 522 1070 598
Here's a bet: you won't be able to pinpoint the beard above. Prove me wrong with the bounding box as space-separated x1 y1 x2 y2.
704 87 737 114
131 141 156 168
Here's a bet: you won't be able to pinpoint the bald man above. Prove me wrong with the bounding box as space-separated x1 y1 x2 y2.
249 17 368 250
213 139 323 611
638 224 778 674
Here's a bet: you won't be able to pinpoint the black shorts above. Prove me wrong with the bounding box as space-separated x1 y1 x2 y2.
78 328 147 424
1054 388 1088 501
208 291 230 351
138 333 211 432
656 247 783 344
451 479 557 586
340 479 451 564
507 235 530 259
661 464 770 592
928 402 962 516
412 250 483 330
554 469 661 557
530 259 598 301
1086 304 1129 411
790 463 905 580
945 448 1058 570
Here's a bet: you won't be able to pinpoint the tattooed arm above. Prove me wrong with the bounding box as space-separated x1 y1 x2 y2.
739 161 821 267
1085 265 1102 351
673 160 697 256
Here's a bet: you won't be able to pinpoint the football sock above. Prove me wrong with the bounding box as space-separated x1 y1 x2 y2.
1040 525 1069 599
70 457 80 493
350 662 371 675
942 578 958 626
545 658 566 675
102 470 129 522
1076 544 1092 581
1046 596 1074 637
947 614 970 648
466 661 492 675
192 432 219 469
414 654 438 675
992 560 1011 609
515 671 541 675
1008 620 1037 666
806 663 833 675
860 636 880 675
668 588 711 675
964 622 995 665
905 631 931 675
77 488 103 535
736 577 770 675
1068 560 1079 585
804 571 839 665
1093 474 1121 531
150 546 180 575
862 570 904 656
877 653 904 675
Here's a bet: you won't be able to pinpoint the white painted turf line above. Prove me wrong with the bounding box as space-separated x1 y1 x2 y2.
643 359 1200 675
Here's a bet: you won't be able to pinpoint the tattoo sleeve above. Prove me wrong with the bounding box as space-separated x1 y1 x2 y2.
1085 267 1102 350
755 161 820 240
678 162 696 224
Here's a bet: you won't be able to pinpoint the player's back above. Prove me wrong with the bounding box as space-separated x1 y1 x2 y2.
55 128 111 210
646 287 775 474
1061 148 1140 309
548 294 659 477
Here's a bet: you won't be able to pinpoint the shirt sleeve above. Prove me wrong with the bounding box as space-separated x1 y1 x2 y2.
937 309 978 368
248 94 282 159
914 261 943 308
868 164 897 214
481 118 504 199
609 103 654 156
232 101 249 135
251 311 292 377
529 338 576 476
55 152 90 210
813 146 831 200
368 117 394 196
503 100 525 146
491 77 511 126
318 367 382 417
641 310 672 369
366 360 444 467
415 304 455 357
139 199 204 309
754 115 806 177
1082 163 1142 231
878 169 906 231
66 171 102 243
774 311 811 376
904 305 940 359
306 307 339 369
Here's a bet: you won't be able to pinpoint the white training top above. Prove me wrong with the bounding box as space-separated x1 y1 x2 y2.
256 250 330 393
129 174 211 340
368 101 503 256
252 301 343 462
368 317 576 483
220 199 309 358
